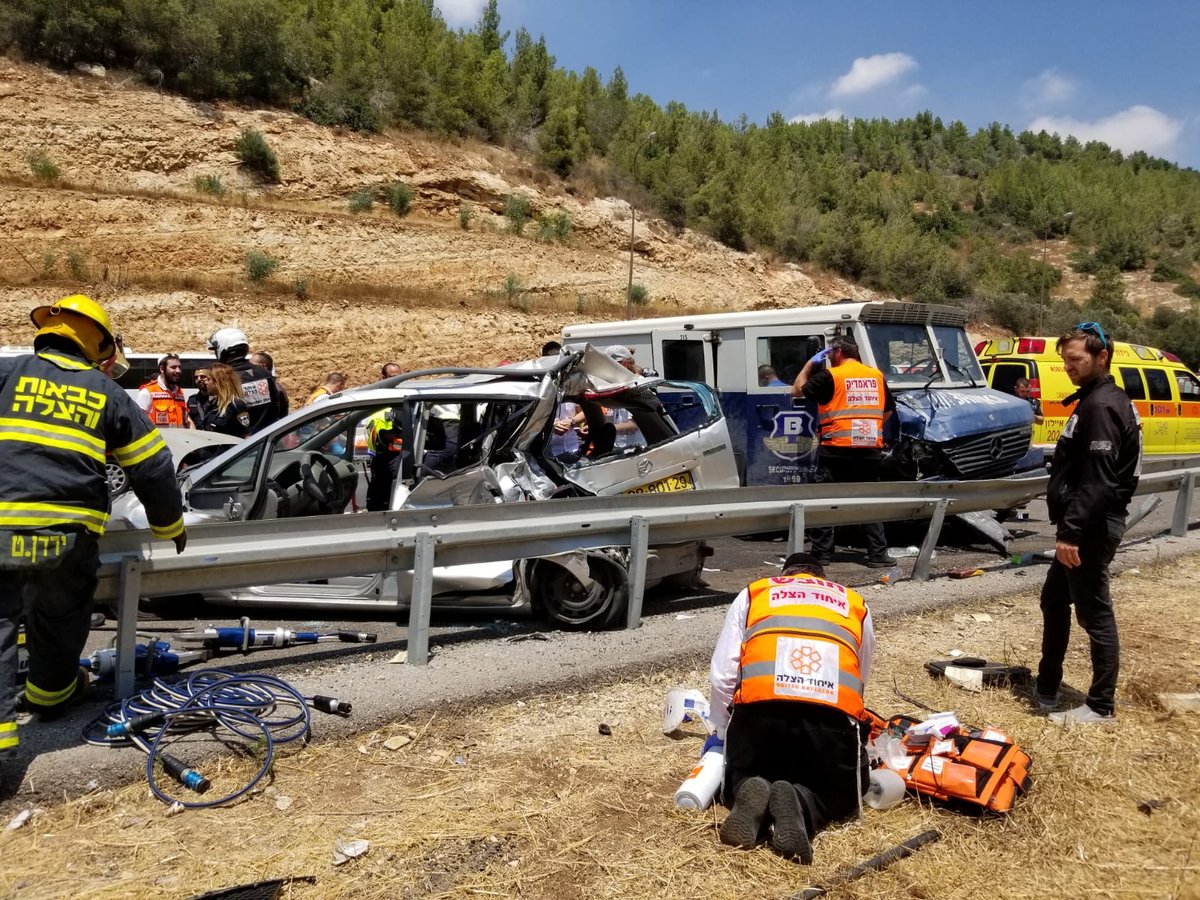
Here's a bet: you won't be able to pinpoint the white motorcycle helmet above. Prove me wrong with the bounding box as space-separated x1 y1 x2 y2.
208 327 250 360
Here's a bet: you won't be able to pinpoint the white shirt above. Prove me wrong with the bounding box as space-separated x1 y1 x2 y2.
708 583 875 738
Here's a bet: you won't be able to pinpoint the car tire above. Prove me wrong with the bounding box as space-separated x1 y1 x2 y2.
531 553 628 630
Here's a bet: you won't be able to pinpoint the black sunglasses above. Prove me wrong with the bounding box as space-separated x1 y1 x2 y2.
1075 321 1109 348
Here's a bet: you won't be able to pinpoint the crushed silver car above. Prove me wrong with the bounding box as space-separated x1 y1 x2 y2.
111 346 739 627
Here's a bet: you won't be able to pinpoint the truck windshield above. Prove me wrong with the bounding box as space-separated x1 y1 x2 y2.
863 323 984 387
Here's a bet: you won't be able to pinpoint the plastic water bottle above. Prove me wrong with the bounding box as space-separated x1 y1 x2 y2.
879 565 903 585
1010 551 1035 567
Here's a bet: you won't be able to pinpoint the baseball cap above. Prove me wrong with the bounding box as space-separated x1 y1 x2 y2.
605 344 634 361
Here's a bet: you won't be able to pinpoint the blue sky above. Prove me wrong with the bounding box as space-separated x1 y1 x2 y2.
435 1 1200 168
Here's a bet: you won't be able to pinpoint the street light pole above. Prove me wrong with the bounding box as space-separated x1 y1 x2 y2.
1038 210 1073 334
627 131 656 314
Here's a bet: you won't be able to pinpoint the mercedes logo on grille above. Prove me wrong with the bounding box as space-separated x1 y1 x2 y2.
988 436 1004 461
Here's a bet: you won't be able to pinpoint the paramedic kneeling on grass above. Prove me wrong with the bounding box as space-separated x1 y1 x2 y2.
1037 323 1141 725
708 552 874 864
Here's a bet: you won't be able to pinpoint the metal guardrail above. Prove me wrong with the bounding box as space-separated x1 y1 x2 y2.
95 460 1199 697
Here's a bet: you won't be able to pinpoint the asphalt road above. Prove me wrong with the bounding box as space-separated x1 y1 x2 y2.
5 487 1198 808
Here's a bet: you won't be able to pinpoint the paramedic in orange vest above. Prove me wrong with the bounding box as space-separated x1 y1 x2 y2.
136 354 193 428
792 336 896 568
708 552 875 863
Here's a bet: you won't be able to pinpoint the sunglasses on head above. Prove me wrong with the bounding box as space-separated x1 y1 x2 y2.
1075 321 1109 347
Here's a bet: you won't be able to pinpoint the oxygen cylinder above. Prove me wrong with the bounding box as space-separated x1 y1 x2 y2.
673 751 725 810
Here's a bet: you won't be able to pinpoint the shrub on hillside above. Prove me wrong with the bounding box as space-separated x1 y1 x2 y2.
27 150 61 181
458 203 474 230
234 129 280 183
629 283 649 306
66 248 88 280
348 189 375 212
389 183 413 216
193 174 226 197
504 195 532 235
245 250 279 283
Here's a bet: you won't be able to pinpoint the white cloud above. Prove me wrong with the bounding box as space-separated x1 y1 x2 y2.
789 109 847 124
1023 69 1077 106
901 83 928 101
435 0 488 27
831 53 918 98
1028 105 1183 158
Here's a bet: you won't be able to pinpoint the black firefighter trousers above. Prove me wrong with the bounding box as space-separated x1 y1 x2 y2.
0 529 99 757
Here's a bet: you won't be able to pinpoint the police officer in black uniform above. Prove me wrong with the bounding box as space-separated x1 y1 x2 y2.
207 327 283 435
0 295 186 783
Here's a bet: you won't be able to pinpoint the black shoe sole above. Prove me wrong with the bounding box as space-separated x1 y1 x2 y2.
768 781 814 864
720 777 771 849
864 559 898 568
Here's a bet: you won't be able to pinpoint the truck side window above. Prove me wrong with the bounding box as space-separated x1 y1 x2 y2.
661 341 706 381
1176 371 1200 400
1145 368 1172 401
755 335 823 388
1118 367 1146 400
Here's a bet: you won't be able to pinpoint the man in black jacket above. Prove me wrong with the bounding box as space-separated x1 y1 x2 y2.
1038 322 1141 724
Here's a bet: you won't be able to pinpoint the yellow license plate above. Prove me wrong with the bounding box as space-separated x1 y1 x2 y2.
625 471 696 494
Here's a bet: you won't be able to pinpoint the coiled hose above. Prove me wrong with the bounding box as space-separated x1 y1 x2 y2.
84 668 348 809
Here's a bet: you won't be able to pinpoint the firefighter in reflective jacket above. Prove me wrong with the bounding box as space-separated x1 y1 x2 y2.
0 295 186 776
792 336 896 568
708 552 875 863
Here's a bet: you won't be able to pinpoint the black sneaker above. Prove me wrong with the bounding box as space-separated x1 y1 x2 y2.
719 776 771 849
865 555 898 568
768 780 814 864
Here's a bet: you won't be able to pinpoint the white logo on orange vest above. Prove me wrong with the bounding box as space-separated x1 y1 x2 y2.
773 636 839 703
767 580 851 616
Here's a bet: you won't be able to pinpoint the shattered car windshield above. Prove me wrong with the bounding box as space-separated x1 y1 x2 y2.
864 323 982 387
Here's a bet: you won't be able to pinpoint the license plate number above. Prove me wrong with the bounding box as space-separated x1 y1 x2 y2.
625 471 695 494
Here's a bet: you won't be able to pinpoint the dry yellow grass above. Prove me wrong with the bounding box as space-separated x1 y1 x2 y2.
2 558 1198 900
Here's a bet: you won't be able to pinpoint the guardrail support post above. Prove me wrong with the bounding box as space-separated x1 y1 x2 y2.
408 532 436 665
625 516 650 629
1171 473 1195 537
913 499 948 583
115 555 142 699
788 504 806 556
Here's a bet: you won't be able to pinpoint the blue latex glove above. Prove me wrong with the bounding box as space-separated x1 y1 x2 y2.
810 348 831 365
701 734 725 756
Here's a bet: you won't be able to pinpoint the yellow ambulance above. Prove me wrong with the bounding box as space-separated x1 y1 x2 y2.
974 336 1200 455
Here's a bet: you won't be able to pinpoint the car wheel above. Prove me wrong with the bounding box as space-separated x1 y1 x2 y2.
106 461 128 496
532 553 628 630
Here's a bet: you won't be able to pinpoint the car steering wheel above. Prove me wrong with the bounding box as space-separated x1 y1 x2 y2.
298 452 345 509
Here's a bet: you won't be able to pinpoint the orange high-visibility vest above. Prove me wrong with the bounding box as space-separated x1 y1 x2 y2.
733 574 868 719
818 359 885 449
139 379 188 428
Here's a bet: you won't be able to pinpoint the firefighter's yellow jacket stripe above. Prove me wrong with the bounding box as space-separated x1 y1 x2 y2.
111 428 167 468
150 515 185 540
0 416 107 462
0 721 17 751
0 501 109 532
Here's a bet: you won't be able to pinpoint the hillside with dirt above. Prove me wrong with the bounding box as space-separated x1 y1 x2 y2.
0 60 868 392
0 60 1185 394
